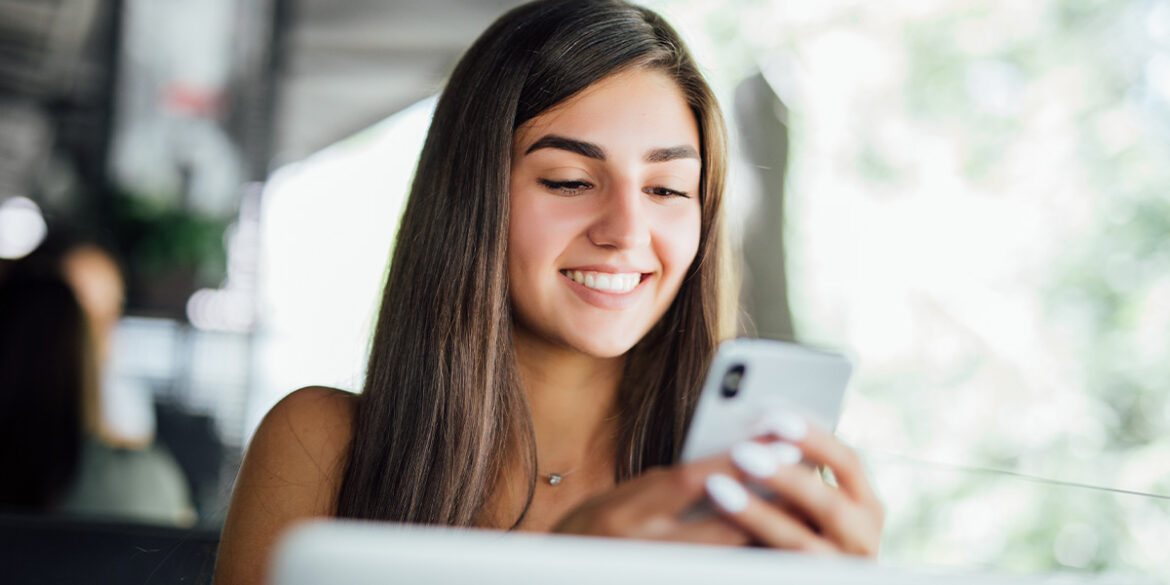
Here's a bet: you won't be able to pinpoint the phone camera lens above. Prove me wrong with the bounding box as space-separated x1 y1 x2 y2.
720 364 745 399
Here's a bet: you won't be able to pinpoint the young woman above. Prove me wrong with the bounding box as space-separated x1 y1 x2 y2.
215 1 883 582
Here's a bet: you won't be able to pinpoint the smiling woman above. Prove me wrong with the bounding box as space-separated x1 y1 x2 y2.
213 2 881 584
509 68 702 358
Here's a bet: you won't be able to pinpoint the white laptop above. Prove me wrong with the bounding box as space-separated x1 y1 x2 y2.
270 520 1157 585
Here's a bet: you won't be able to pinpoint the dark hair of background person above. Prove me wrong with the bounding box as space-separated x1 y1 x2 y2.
336 0 731 528
0 227 126 289
0 275 96 510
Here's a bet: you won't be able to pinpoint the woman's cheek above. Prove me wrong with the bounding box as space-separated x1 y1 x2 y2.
508 187 579 285
660 204 702 279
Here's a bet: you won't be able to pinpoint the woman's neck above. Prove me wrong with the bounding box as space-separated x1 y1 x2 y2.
513 328 623 473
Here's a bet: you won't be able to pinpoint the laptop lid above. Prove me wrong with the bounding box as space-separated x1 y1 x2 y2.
270 520 1152 585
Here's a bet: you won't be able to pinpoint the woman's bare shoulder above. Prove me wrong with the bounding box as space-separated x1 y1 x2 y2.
235 385 357 508
259 386 357 462
214 386 358 585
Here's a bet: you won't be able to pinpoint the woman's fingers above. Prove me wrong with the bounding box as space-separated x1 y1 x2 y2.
704 473 837 553
756 412 880 507
554 454 751 546
728 426 884 557
556 417 883 556
624 455 739 515
744 452 878 555
647 514 754 546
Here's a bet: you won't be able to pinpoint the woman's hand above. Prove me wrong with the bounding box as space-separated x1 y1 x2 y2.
707 412 884 556
553 412 884 557
552 456 753 546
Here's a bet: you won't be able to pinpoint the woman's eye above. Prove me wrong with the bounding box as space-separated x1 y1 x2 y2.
645 186 690 198
539 179 593 194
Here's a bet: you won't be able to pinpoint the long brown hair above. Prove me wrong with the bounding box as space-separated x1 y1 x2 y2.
336 0 731 528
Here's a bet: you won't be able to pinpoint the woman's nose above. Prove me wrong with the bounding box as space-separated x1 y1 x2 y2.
586 183 651 250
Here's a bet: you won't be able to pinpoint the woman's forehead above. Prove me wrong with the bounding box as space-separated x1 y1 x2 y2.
513 68 699 159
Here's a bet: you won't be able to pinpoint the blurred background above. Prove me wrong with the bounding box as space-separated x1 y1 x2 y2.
0 0 1167 579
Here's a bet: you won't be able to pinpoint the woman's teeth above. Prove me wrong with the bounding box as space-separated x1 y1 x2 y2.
562 270 642 294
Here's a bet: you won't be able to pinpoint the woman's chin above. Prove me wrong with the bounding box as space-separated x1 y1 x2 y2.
513 317 648 359
563 331 644 359
575 344 632 360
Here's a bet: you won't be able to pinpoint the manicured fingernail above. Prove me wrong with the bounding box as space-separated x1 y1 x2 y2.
770 442 803 466
731 441 777 478
705 473 749 513
761 412 807 441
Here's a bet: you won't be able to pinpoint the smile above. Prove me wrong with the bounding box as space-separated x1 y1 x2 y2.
559 269 647 294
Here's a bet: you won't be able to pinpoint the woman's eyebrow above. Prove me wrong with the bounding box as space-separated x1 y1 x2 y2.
525 134 606 160
524 134 699 164
644 145 699 163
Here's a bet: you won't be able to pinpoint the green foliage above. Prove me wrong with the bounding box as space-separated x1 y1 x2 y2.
109 189 229 287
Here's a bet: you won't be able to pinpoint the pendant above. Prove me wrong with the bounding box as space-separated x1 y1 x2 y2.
547 473 564 486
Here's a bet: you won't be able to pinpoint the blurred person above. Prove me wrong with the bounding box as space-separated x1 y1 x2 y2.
0 276 90 510
7 230 154 447
216 2 883 584
0 234 195 525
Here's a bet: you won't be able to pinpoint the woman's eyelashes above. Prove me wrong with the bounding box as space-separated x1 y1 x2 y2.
644 186 690 198
538 178 690 198
540 178 592 195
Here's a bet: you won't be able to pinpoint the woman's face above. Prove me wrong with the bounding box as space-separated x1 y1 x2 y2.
509 67 702 358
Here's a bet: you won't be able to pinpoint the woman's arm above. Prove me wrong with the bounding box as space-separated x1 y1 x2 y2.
213 386 356 585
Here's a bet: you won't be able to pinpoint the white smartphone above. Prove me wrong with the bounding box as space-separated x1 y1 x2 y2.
679 338 854 463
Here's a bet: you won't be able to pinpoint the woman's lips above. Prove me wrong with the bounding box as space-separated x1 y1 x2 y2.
559 269 652 309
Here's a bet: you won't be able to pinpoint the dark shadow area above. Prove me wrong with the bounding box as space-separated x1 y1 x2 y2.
0 513 219 585
155 401 230 527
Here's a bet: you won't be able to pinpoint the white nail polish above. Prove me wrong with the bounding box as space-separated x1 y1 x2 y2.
731 441 777 479
762 412 808 441
705 473 749 513
770 442 803 466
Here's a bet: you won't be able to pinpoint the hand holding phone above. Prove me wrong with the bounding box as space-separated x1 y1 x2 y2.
673 339 882 555
554 339 880 555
